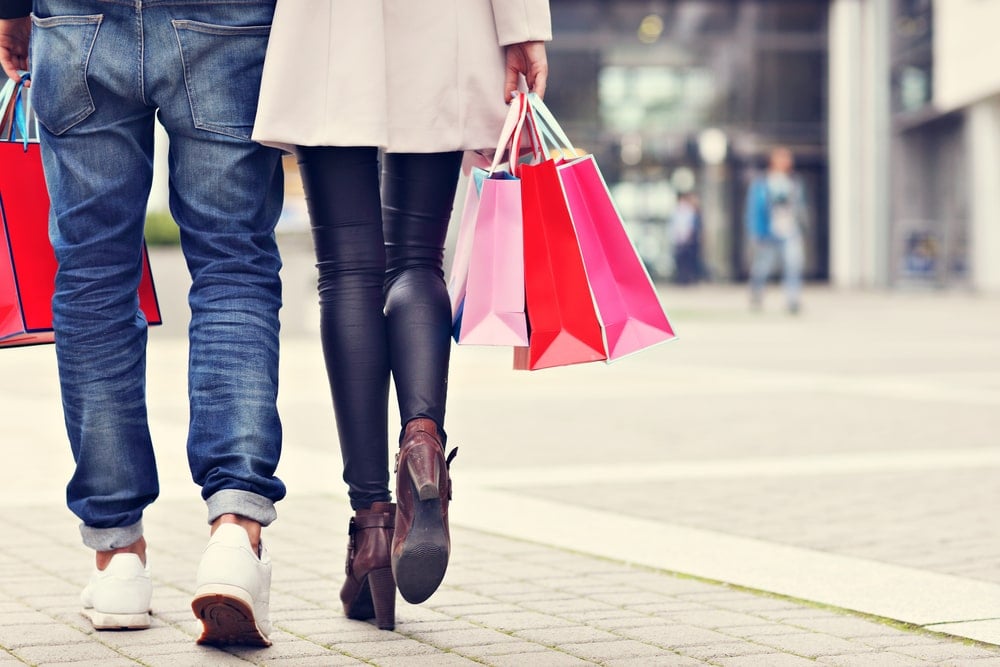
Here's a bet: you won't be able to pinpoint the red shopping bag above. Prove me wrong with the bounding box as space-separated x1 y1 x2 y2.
527 94 675 360
515 131 607 370
448 96 530 347
1 77 161 348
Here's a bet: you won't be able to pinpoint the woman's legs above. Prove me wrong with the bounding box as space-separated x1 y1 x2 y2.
381 151 462 605
297 147 462 615
295 148 462 508
296 147 391 510
381 151 463 439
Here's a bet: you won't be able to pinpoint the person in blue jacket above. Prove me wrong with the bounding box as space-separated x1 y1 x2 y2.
745 146 808 313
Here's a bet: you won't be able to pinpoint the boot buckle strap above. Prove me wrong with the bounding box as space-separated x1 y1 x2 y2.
346 518 357 576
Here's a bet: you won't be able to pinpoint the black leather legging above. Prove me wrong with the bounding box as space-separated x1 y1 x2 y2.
296 147 463 510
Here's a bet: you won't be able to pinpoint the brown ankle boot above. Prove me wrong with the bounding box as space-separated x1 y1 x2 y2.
391 418 457 604
340 502 396 630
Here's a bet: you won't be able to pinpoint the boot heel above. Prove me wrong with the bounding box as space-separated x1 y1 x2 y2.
341 502 395 629
367 567 396 630
406 457 440 501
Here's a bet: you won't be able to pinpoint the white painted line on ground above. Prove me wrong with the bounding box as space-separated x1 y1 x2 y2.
689 367 1000 407
925 620 1000 645
451 486 1000 645
462 447 1000 488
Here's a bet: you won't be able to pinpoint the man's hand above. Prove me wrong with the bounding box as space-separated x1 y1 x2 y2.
504 40 547 102
0 17 31 84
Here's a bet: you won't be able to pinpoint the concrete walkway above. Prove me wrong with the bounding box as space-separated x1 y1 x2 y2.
1 239 998 665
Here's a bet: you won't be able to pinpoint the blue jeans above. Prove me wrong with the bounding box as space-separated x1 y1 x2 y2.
31 0 285 551
749 236 804 308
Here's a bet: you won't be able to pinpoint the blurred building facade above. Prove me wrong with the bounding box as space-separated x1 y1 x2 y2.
546 0 1000 291
544 0 830 284
893 0 999 291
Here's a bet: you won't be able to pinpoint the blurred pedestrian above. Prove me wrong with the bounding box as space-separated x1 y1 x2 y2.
1 0 284 647
745 146 808 313
252 0 551 631
670 191 703 285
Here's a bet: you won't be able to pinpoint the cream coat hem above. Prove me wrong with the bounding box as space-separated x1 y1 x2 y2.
252 0 552 154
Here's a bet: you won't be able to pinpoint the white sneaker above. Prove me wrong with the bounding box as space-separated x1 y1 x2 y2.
191 524 272 646
80 553 152 630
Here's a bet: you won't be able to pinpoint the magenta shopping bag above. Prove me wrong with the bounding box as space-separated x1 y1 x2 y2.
448 95 529 346
527 93 675 360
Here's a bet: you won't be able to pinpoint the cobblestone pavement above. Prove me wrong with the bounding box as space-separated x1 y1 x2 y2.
489 281 1000 590
1 496 1000 666
1 241 999 664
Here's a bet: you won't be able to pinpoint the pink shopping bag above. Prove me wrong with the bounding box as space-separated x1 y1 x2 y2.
558 156 675 359
456 168 527 346
448 95 530 346
526 93 675 361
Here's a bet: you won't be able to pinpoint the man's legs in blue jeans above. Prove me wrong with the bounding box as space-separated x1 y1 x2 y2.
34 0 283 642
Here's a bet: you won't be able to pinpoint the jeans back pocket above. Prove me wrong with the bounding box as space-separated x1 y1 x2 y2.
29 13 102 136
172 20 271 141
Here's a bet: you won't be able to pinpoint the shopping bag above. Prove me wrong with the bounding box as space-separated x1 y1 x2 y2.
514 98 607 370
454 169 527 346
448 95 529 346
527 93 675 360
0 75 162 348
447 169 486 339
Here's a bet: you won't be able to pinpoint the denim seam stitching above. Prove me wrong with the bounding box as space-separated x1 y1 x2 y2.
30 14 102 136
170 19 269 141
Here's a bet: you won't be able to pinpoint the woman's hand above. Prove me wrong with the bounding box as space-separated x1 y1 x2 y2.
0 17 31 84
504 41 548 102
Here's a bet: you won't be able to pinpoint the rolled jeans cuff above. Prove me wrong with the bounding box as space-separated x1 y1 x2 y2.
80 520 144 552
206 489 277 527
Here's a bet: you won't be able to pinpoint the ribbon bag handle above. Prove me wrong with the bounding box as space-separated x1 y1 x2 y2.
1 72 36 150
488 92 529 176
0 78 18 141
13 73 32 150
510 92 549 176
526 92 581 160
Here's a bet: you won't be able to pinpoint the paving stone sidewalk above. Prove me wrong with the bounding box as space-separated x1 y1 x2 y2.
1 495 998 667
4 246 999 664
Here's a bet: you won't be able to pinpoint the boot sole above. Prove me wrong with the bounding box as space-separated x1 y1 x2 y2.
192 585 271 647
394 494 448 604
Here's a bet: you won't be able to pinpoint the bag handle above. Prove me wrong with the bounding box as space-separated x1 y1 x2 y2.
13 73 31 149
1 71 36 150
488 92 529 176
520 97 548 163
0 82 14 118
525 92 580 160
0 78 17 139
0 91 15 141
524 105 553 161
